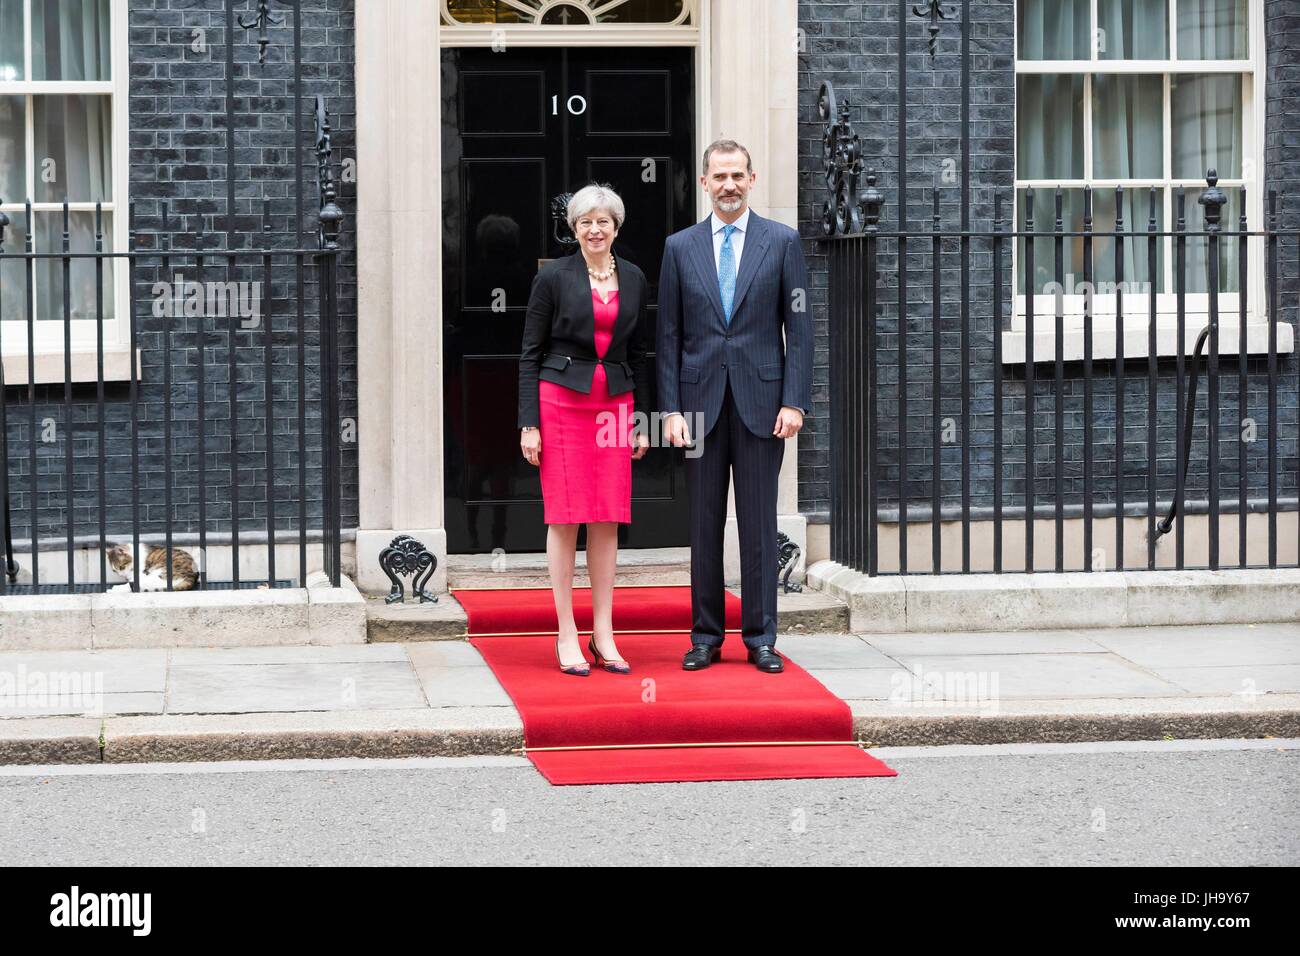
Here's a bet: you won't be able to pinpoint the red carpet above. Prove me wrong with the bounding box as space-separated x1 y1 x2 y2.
455 585 898 786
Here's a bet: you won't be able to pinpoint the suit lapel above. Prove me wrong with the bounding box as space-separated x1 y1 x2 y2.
688 219 727 327
728 212 770 321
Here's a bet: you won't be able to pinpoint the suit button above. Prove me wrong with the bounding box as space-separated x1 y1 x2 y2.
721 363 727 369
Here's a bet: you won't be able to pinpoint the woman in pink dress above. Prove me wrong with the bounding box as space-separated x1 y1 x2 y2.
517 185 651 676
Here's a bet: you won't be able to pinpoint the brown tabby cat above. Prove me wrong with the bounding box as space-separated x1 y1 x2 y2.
106 544 200 592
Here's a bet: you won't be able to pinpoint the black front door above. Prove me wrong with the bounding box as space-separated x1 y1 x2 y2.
442 46 695 554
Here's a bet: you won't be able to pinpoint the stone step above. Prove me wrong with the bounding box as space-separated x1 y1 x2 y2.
366 583 849 642
444 547 693 590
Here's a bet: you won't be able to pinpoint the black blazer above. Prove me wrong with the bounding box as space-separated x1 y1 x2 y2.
517 250 651 429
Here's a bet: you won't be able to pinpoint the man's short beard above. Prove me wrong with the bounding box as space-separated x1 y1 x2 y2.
716 196 743 212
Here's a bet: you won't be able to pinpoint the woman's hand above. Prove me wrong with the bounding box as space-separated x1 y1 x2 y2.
521 427 541 466
632 430 650 460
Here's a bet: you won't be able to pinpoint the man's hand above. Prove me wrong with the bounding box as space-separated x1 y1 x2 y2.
632 430 650 460
663 413 692 447
773 406 804 440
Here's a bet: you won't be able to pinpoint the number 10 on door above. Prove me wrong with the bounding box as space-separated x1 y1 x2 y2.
552 94 587 115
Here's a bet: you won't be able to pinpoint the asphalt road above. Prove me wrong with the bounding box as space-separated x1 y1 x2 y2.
2 740 1296 866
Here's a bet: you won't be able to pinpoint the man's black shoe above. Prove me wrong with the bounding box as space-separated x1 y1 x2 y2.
747 645 784 673
682 644 722 670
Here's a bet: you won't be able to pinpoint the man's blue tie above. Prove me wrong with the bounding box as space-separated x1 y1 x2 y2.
718 223 737 324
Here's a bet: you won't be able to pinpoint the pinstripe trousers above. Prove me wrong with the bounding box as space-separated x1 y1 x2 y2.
686 377 785 649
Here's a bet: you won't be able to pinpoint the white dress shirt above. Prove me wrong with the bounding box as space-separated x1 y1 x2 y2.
710 207 750 272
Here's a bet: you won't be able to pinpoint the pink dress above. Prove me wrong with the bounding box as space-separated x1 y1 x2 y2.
538 289 634 524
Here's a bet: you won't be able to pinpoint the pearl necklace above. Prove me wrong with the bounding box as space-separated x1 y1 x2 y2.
587 257 617 281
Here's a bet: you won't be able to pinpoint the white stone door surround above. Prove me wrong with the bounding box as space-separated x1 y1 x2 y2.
353 0 803 594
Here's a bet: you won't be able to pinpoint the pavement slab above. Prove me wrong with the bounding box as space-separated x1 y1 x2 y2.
0 625 1296 763
166 661 427 714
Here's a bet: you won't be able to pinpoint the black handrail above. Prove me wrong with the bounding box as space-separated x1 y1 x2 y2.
1154 324 1212 540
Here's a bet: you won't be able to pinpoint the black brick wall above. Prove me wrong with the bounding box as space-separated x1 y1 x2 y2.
2 0 356 558
1268 0 1300 395
798 0 1300 535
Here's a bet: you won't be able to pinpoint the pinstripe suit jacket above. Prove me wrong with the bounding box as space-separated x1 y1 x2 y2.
656 211 814 439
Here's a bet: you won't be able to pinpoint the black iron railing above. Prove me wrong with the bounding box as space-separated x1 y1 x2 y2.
0 96 344 594
821 172 1296 576
814 2 1297 577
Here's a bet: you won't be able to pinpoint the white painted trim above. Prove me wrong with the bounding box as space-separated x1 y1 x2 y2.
111 0 129 356
22 0 31 82
436 25 698 45
1082 72 1092 180
1001 316 1293 363
695 0 710 217
0 345 141 385
440 0 695 28
1016 59 1254 73
1014 179 1245 188
1171 0 1180 60
0 81 114 93
1248 0 1266 322
0 0 131 374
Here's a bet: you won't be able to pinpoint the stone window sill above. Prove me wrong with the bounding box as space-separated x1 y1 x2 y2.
1001 316 1293 363
2 346 141 386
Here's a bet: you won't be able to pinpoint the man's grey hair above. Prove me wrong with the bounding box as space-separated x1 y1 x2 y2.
567 184 626 231
702 138 753 174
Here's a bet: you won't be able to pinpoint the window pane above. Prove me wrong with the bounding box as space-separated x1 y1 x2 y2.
34 211 115 322
540 4 593 24
1177 0 1248 59
1092 187 1165 293
444 0 686 23
1098 0 1168 59
1171 74 1242 179
34 96 112 203
0 212 27 322
444 1 527 23
32 0 111 81
1017 76 1084 180
1183 186 1242 293
1017 188 1086 295
0 95 24 202
1018 0 1091 59
0 0 22 81
1092 75 1163 179
592 0 686 23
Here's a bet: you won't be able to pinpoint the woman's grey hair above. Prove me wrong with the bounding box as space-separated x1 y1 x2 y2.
567 184 626 231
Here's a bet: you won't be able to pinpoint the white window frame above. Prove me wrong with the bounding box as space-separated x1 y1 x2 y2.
0 0 132 385
1005 0 1287 362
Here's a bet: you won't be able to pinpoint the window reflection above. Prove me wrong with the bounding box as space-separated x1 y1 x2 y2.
33 211 116 322
32 0 111 81
34 96 113 203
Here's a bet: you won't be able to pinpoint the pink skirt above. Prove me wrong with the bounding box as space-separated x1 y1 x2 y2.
538 364 634 524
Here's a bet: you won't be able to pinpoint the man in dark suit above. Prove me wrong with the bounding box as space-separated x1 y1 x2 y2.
657 139 813 674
